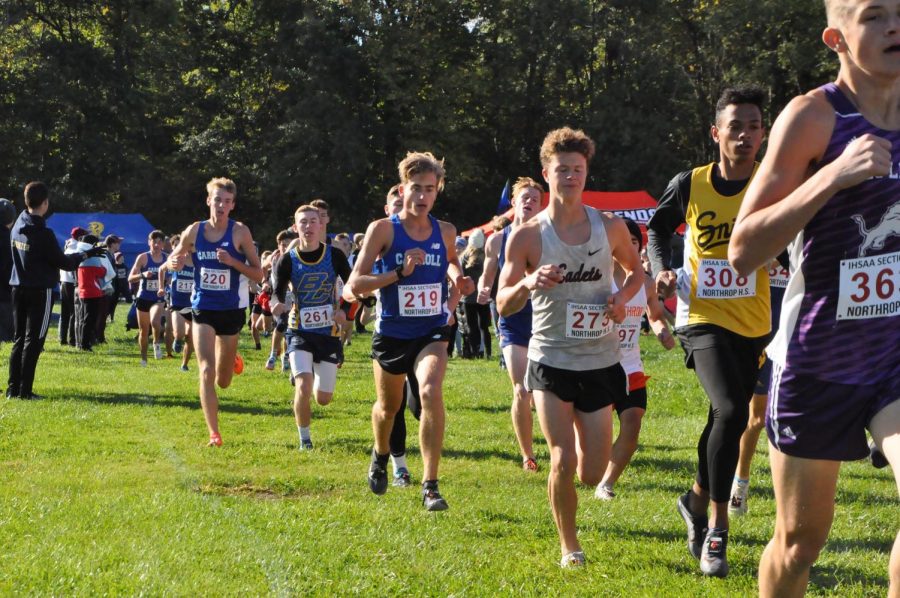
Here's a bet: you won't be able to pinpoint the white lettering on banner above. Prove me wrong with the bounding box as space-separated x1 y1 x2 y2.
836 250 900 320
565 302 613 339
697 259 756 299
300 304 333 329
176 279 194 294
399 282 442 317
200 267 230 291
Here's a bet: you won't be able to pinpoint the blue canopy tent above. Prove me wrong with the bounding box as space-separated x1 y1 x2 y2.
45 212 157 271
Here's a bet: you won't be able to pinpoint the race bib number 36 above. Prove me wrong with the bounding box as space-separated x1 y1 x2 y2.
697 259 756 299
565 302 613 339
399 283 441 317
299 305 333 329
837 250 900 320
200 267 230 291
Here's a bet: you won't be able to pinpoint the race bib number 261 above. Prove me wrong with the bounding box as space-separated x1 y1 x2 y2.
836 250 900 320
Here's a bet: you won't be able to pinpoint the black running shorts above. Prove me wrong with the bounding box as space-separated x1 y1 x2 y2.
371 326 452 375
192 308 246 336
525 360 626 413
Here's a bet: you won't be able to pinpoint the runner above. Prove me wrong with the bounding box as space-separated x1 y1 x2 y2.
265 231 297 370
271 205 350 449
346 152 474 511
729 3 900 594
647 85 770 577
594 217 675 500
168 177 263 447
158 250 196 372
497 127 643 567
128 230 168 366
477 176 544 471
728 256 788 516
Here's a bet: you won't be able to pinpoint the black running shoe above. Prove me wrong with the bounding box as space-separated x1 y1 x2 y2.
368 453 388 495
677 492 708 560
700 527 729 578
870 440 889 469
422 483 448 511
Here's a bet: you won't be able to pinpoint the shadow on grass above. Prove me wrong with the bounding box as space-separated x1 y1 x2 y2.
809 562 889 593
46 391 291 417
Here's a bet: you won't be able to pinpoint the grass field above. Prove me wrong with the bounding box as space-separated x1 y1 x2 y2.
0 312 895 596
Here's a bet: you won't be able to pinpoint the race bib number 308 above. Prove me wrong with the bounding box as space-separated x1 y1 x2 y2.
200 267 231 291
697 259 756 299
836 250 900 320
565 302 613 339
399 283 441 317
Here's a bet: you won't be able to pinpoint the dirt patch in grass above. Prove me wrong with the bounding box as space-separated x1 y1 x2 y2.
194 482 336 500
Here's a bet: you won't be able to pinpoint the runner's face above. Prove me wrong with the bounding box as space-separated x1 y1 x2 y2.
400 172 439 217
630 235 641 251
384 195 403 216
207 188 235 219
513 187 541 222
543 152 587 202
148 237 164 253
278 239 290 253
831 1 900 76
317 210 329 226
712 103 763 164
295 211 321 244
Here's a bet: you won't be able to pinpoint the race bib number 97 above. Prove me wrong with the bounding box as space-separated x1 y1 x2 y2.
836 250 900 320
399 283 441 317
299 305 333 329
697 259 756 299
565 302 613 339
200 267 230 291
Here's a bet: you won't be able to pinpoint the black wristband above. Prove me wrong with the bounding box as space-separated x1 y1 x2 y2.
394 265 406 281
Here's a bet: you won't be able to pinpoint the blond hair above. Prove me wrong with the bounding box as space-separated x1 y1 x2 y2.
206 177 236 198
539 127 596 167
511 176 545 201
823 0 850 26
398 151 446 191
294 204 319 219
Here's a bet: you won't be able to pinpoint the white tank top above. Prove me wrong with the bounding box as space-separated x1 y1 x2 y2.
614 281 647 375
528 207 620 370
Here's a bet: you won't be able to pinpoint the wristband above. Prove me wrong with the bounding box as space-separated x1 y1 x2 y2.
394 265 406 281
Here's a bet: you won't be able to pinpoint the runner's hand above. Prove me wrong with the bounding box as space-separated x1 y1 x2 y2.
525 264 563 291
456 276 476 297
333 309 347 326
476 286 491 305
216 248 234 267
168 253 184 270
655 270 676 298
606 293 626 324
401 248 426 276
828 133 892 190
657 329 675 350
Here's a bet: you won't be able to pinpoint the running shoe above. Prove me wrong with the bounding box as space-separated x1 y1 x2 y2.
560 551 586 568
180 364 189 372
233 353 244 375
281 354 289 373
677 491 708 560
140 359 148 368
393 467 412 487
728 481 749 517
700 528 729 578
594 484 615 500
208 432 223 447
368 454 388 495
523 457 539 473
153 343 163 360
870 439 889 469
265 355 276 370
299 438 313 451
173 339 183 354
422 484 449 511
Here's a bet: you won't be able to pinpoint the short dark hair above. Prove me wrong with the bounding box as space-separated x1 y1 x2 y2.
715 85 766 123
24 181 49 209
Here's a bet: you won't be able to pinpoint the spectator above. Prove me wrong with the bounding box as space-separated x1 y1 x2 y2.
0 198 16 343
59 226 86 346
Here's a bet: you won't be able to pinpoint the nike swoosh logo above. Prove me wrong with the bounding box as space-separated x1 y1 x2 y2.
588 249 601 256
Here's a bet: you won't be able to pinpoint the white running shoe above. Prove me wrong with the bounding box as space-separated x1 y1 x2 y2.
153 343 163 360
594 484 615 500
728 481 748 517
560 551 586 568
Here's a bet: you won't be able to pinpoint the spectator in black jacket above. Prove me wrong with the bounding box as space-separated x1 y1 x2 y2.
0 198 15 343
7 181 103 399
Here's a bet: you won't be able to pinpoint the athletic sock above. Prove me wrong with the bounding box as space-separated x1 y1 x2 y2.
298 426 311 442
734 477 749 487
391 454 408 474
372 448 389 468
423 479 438 491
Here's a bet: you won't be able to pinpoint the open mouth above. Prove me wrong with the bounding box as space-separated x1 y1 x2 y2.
885 44 900 53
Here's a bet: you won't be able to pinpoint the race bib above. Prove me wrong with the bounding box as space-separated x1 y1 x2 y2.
616 323 641 350
398 283 442 317
565 302 613 339
299 304 333 329
145 279 160 292
200 267 230 291
768 263 790 289
697 259 756 299
175 279 194 294
836 250 900 321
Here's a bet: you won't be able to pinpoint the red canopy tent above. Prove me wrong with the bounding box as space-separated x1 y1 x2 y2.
461 190 659 243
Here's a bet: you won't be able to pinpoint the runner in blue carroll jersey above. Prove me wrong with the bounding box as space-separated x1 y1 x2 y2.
158 247 195 372
168 177 263 447
128 230 167 366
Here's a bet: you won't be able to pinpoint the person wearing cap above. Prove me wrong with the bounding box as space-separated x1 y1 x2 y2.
8 182 104 399
0 198 16 343
94 234 122 343
58 226 87 346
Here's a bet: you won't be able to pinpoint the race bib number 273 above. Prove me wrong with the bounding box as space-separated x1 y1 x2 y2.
836 250 900 320
565 302 613 339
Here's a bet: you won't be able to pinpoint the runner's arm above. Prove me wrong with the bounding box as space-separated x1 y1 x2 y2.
646 171 689 277
643 274 675 349
228 223 264 283
345 219 402 297
441 221 475 297
497 223 552 317
128 253 147 283
167 222 197 271
477 232 501 305
607 216 644 323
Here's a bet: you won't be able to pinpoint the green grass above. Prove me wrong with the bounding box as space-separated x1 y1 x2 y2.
0 314 895 596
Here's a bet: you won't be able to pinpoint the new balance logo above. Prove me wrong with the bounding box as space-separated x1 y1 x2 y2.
431 243 441 249
221 242 230 247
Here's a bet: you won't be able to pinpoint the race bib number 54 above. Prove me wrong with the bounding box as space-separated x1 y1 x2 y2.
565 302 613 339
399 283 442 317
837 250 900 320
697 259 756 299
